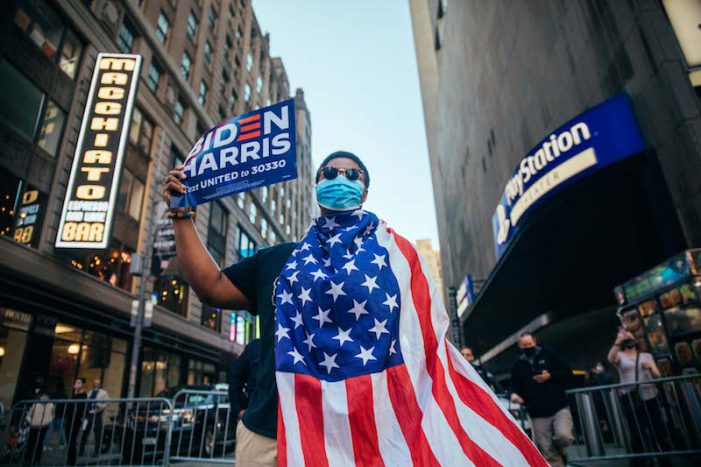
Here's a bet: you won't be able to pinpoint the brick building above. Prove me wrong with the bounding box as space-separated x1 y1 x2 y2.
0 0 314 405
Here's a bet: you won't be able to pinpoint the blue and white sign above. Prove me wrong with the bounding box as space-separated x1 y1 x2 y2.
493 93 646 258
171 99 297 208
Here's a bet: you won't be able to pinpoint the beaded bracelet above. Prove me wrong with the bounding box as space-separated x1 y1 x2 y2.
166 208 196 220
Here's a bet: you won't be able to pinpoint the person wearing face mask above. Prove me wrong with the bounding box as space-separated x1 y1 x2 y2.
510 333 573 467
163 150 370 467
608 329 671 467
461 346 503 393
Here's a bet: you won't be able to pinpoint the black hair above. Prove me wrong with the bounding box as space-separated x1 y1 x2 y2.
316 151 370 188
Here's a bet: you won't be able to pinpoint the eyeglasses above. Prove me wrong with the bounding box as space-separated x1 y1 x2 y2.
320 166 364 182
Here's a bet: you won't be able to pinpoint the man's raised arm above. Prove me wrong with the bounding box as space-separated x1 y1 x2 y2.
164 166 248 310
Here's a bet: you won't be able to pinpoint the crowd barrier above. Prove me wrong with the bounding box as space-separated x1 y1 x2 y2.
565 373 701 464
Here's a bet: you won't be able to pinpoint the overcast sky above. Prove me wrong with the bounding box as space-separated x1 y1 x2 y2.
252 0 440 248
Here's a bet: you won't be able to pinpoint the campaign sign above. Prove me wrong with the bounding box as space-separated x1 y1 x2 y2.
171 99 297 208
492 93 646 259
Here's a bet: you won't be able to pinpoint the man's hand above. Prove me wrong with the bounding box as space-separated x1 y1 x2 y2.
238 410 245 418
163 165 188 207
511 393 525 405
533 370 551 383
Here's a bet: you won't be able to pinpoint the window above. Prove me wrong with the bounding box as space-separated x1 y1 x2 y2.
181 52 192 80
117 169 145 220
237 193 245 209
69 241 135 291
117 20 136 53
229 88 238 109
201 305 222 332
246 53 253 71
154 275 188 316
248 201 257 224
208 7 217 30
37 100 66 157
261 186 268 203
174 99 185 124
146 61 161 93
199 80 208 106
13 1 63 61
261 218 268 239
207 201 228 266
238 228 256 258
269 230 276 245
0 61 45 141
244 83 251 102
256 76 263 93
186 10 198 41
204 41 213 67
59 29 82 79
236 27 242 44
128 107 154 155
155 11 170 43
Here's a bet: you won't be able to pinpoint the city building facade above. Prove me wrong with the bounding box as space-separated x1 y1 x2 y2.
411 0 701 377
415 238 443 300
0 0 314 407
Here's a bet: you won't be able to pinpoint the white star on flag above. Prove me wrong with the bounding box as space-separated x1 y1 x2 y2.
275 324 290 342
322 257 332 267
364 222 375 236
298 287 312 306
299 242 311 252
313 307 332 326
389 339 397 355
319 352 340 374
353 236 365 253
302 254 318 265
371 253 387 270
286 260 297 271
325 281 346 302
361 274 380 293
342 249 354 260
311 269 328 281
341 259 358 275
303 332 316 351
369 318 389 339
277 289 293 306
327 233 342 247
290 311 303 329
288 348 305 365
351 210 365 219
288 271 300 285
348 299 369 321
321 217 340 230
383 293 399 312
332 327 354 347
355 345 377 366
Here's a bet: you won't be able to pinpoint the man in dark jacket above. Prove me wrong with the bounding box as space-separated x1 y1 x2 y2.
461 346 503 393
511 333 573 467
228 339 261 420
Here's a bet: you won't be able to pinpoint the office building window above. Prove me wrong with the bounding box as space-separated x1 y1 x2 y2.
204 41 213 67
201 305 222 332
261 218 268 239
186 10 198 41
207 201 228 266
0 60 45 141
229 88 238 109
199 80 208 106
256 76 263 93
237 193 245 210
246 53 253 71
208 7 217 30
147 61 161 93
155 11 169 43
244 83 251 103
154 275 188 316
261 186 268 203
269 230 276 245
117 169 144 221
37 100 66 157
128 107 154 155
117 20 136 53
248 201 257 224
69 241 135 291
181 52 192 80
238 228 256 258
174 99 185 124
59 29 82 79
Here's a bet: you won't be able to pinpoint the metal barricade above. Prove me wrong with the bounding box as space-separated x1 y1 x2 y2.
0 397 173 466
565 373 701 464
168 388 236 464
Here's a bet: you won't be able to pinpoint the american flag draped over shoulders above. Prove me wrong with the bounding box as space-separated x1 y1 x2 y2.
274 210 546 466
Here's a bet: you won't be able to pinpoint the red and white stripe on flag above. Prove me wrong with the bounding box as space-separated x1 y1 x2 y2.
277 223 547 466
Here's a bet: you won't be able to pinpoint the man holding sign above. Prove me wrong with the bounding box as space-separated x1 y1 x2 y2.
165 105 544 465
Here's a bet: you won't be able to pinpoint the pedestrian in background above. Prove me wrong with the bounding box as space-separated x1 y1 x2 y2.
43 384 67 451
511 333 574 467
461 346 503 393
80 379 108 457
608 329 671 467
23 389 54 465
228 338 261 423
64 378 88 466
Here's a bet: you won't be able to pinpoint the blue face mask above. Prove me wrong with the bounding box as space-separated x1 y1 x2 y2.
316 177 364 212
